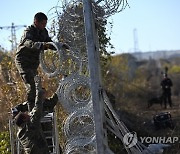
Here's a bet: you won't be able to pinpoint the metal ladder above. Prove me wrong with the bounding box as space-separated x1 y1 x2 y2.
41 112 60 154
9 111 60 154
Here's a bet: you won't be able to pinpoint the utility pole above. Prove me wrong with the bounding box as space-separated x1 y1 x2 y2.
0 23 26 51
133 28 142 60
83 0 107 153
133 28 139 53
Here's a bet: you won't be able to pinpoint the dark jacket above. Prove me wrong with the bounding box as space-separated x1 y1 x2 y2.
17 90 50 154
161 77 173 94
15 24 52 73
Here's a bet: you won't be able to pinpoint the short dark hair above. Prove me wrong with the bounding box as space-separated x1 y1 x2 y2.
15 112 26 127
34 12 48 22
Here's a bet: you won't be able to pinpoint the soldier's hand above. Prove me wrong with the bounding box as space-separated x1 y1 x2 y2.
62 43 70 49
43 42 50 50
43 42 56 50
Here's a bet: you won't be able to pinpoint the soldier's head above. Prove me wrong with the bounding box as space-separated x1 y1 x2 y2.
15 112 30 127
163 73 167 78
34 12 48 30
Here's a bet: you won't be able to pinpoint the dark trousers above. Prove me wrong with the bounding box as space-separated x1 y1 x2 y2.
20 69 37 112
163 93 172 108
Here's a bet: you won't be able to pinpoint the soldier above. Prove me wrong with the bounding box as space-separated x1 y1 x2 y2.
11 87 58 118
161 73 173 109
14 77 50 154
15 12 53 112
15 12 69 111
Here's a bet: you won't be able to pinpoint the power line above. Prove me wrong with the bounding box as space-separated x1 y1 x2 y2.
0 23 26 51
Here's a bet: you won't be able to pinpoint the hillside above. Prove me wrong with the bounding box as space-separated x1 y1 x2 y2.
0 50 180 153
103 53 180 153
129 50 180 60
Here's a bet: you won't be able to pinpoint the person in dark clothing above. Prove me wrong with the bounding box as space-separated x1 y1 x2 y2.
160 73 173 109
15 12 53 112
14 77 50 154
15 12 69 112
11 88 58 118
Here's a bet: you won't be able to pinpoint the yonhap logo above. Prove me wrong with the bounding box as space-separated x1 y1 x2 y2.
123 132 138 148
140 136 179 144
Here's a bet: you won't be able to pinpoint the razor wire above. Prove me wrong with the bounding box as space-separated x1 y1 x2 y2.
40 42 153 154
47 0 129 53
40 42 81 77
61 0 129 17
40 0 154 153
40 42 96 154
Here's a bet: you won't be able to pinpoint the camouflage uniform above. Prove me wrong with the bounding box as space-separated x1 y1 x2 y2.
17 90 50 154
15 24 52 111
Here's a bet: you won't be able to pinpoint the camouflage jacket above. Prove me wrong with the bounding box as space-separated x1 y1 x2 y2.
17 90 50 154
15 24 52 72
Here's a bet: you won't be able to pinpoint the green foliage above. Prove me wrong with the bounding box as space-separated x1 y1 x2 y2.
169 65 180 73
0 131 10 154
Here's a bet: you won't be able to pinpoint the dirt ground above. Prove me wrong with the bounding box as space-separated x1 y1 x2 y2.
114 95 180 154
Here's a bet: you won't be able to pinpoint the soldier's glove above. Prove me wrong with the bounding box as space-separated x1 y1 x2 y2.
43 42 56 50
43 42 50 50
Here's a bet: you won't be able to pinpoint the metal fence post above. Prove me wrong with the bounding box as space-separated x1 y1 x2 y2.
83 0 106 153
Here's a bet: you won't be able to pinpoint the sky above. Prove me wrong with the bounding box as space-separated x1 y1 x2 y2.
0 0 180 54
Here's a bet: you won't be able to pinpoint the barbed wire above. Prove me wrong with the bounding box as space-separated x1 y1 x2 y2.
59 0 129 17
94 0 129 17
40 42 152 154
40 42 96 153
47 0 129 56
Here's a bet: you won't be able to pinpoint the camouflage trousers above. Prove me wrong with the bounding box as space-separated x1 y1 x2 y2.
19 69 38 112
